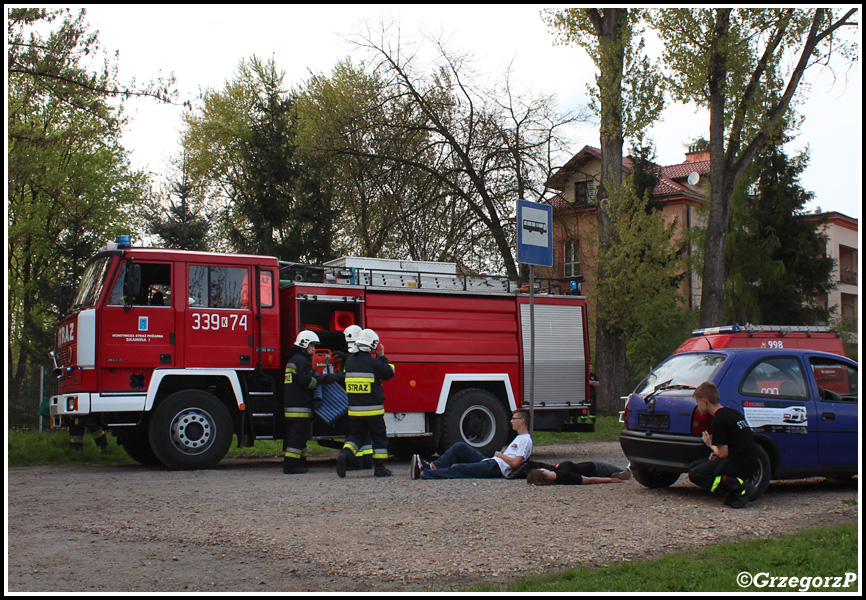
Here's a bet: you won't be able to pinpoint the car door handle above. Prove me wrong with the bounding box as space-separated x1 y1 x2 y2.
821 412 835 421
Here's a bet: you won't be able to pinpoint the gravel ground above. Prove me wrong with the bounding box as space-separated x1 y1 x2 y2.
6 441 858 592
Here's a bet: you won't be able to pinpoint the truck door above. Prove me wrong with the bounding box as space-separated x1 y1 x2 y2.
809 356 858 467
100 260 175 391
185 263 256 368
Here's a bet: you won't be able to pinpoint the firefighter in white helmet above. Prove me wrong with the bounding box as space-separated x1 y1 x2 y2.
343 324 363 354
337 328 394 478
282 330 322 474
339 324 373 469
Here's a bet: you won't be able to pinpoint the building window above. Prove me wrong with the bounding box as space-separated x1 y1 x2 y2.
575 180 595 205
564 239 580 278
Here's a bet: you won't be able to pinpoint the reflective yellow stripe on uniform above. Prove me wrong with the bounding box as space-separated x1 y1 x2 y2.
284 447 305 459
284 407 312 418
284 363 297 384
347 406 385 417
345 372 374 394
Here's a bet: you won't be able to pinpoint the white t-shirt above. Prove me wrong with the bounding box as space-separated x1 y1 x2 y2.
492 433 533 477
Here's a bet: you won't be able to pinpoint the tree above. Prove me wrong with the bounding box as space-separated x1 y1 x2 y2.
297 59 455 262
7 9 175 115
649 8 858 327
349 24 585 277
145 153 211 250
7 8 161 382
724 144 835 325
543 8 665 408
182 56 334 262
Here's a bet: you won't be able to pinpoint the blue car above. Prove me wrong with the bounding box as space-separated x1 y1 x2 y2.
619 348 858 497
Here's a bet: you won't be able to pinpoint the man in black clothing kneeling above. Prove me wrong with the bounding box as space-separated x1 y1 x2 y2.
688 382 760 508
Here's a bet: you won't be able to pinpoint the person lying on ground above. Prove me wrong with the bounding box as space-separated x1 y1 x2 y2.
526 460 631 485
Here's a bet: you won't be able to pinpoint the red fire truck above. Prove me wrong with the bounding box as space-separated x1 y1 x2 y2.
50 240 592 469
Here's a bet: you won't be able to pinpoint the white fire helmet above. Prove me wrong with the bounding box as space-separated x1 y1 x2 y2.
343 325 363 353
355 328 380 353
295 330 320 349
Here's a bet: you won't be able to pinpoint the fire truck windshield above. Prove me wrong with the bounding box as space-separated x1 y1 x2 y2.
70 256 113 311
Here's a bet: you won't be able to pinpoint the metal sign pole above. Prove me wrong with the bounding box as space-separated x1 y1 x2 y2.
529 263 535 437
516 198 551 439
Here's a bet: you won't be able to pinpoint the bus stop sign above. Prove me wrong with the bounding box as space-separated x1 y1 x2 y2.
517 200 553 267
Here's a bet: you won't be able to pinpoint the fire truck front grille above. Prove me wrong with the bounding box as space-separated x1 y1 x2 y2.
56 346 72 367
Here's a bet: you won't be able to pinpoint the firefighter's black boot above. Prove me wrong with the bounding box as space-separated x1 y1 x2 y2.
373 459 392 478
92 429 110 453
283 452 308 474
336 449 353 478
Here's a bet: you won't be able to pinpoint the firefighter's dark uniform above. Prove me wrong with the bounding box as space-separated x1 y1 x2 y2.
69 415 110 452
338 350 394 477
283 346 321 474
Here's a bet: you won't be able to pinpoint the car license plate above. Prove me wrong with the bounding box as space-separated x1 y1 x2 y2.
638 413 670 430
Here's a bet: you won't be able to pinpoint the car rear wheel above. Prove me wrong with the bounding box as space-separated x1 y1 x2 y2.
748 445 772 499
631 466 681 489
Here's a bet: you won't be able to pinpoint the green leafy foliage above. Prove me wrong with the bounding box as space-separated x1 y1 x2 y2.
8 8 152 378
724 144 836 325
182 56 334 262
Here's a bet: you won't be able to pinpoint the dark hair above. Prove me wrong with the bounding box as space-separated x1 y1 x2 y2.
526 469 553 486
512 409 529 422
694 381 720 405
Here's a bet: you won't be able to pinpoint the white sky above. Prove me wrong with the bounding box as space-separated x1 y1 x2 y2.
80 4 862 219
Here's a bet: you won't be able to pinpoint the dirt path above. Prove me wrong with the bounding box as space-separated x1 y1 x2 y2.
6 441 858 592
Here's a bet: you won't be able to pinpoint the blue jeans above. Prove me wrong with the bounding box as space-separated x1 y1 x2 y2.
420 442 502 479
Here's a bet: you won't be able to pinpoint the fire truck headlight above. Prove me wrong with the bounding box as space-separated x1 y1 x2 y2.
66 396 78 412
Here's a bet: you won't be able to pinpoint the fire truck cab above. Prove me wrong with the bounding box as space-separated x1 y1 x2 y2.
51 244 592 469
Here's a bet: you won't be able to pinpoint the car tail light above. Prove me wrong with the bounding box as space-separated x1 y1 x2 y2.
691 406 712 435
621 400 630 430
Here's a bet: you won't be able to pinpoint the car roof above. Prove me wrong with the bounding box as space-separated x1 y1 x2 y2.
678 347 857 363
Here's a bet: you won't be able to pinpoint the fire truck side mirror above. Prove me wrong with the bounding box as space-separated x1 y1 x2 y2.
123 261 141 311
59 282 72 316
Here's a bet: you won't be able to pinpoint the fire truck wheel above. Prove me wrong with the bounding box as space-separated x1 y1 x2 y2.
440 389 509 457
118 427 161 466
149 390 234 470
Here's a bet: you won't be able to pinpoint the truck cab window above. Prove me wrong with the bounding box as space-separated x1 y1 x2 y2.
189 265 249 308
108 263 172 306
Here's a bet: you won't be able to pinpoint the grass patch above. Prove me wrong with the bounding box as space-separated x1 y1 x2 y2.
534 414 624 445
6 428 335 467
467 523 859 592
7 415 621 467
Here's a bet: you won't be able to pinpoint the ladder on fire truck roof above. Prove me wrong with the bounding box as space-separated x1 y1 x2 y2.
278 256 583 295
279 261 517 293
691 324 838 337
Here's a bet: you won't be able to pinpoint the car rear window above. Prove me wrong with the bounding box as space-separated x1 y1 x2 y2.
635 353 726 396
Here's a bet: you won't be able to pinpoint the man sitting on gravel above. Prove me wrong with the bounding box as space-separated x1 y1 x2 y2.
410 410 533 480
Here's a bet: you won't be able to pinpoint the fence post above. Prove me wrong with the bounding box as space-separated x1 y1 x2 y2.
39 366 45 433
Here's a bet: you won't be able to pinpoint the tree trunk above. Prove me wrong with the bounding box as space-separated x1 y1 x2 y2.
699 9 732 328
592 8 630 406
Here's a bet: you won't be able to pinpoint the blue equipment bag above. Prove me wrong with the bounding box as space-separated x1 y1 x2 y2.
313 382 349 427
